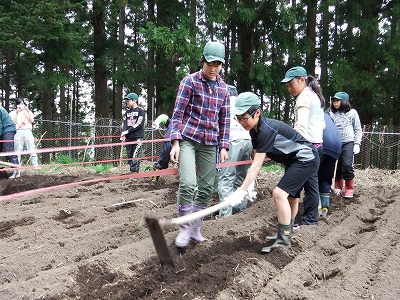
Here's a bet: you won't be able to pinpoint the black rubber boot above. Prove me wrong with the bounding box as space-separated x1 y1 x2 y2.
262 224 291 253
266 219 294 241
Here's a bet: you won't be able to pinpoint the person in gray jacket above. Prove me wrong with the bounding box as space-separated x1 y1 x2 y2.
330 92 362 198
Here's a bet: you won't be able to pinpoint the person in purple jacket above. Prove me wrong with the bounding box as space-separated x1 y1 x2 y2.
170 41 230 249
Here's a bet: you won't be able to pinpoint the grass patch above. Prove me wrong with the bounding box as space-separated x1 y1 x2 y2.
93 164 113 173
261 163 284 172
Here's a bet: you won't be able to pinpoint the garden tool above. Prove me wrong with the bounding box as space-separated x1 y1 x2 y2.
145 200 232 268
0 160 20 168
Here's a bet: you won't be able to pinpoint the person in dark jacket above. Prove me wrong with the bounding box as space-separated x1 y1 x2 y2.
318 112 342 217
0 105 20 178
120 92 145 173
224 92 319 253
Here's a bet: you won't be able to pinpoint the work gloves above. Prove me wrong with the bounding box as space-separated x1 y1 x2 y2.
152 114 169 130
151 121 160 130
246 181 257 202
224 188 247 207
224 181 258 207
353 144 360 155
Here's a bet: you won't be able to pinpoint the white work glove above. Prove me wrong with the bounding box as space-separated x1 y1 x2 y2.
353 144 360 155
151 121 160 130
224 188 247 207
245 181 257 202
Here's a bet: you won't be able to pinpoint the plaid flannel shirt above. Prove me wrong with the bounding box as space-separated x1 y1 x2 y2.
170 70 230 150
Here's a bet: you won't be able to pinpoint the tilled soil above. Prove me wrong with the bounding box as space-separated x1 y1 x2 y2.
0 168 399 300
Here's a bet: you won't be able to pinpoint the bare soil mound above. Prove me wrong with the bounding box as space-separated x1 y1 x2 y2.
0 168 399 300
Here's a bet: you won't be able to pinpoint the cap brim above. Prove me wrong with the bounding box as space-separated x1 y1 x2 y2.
280 77 293 83
234 106 251 115
204 55 225 64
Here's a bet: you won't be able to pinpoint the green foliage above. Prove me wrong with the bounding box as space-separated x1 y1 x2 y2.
143 165 153 172
261 162 285 173
1 0 399 127
55 154 78 165
93 164 113 173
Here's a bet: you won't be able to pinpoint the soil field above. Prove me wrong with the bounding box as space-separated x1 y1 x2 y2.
0 167 399 300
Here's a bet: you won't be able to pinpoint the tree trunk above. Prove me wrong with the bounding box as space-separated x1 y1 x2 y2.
305 0 317 75
93 0 109 162
93 0 109 119
319 0 330 107
237 0 255 92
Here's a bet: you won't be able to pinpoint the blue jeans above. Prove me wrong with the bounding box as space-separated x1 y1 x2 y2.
0 131 19 165
177 139 216 207
318 154 337 194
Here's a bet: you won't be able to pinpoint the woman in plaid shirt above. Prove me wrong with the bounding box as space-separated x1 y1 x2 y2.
170 41 230 248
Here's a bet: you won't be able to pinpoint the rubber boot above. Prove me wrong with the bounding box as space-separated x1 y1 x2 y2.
175 204 193 248
151 162 161 185
190 205 206 243
150 175 160 185
334 179 344 195
262 224 291 253
342 179 354 198
320 193 330 218
266 219 294 242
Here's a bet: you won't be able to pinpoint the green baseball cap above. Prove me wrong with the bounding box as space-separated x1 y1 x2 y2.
124 92 138 101
234 92 261 115
203 41 225 64
332 92 349 101
281 66 307 83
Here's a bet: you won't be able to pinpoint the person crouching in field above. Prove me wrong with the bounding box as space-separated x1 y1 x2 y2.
224 92 319 253
0 105 20 178
330 92 362 198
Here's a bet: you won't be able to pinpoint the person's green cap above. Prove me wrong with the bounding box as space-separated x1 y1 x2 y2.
203 41 225 64
281 66 307 83
124 92 139 101
234 92 261 115
332 92 349 101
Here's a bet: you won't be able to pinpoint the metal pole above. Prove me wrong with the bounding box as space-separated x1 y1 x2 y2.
68 93 73 157
151 96 155 163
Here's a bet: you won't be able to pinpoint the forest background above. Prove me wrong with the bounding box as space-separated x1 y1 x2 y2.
0 0 399 162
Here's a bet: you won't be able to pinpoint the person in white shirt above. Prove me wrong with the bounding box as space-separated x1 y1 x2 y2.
9 98 39 168
281 66 325 226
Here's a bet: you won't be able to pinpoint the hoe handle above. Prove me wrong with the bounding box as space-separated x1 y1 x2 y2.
0 160 20 168
166 200 232 226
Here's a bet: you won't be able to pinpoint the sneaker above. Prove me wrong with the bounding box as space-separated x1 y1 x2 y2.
293 223 301 231
9 170 21 179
